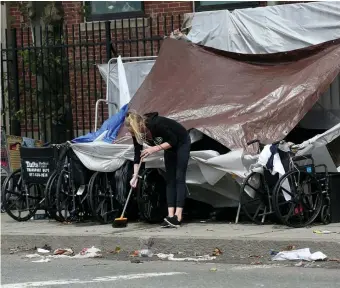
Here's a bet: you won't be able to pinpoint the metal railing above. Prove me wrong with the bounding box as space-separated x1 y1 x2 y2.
0 15 183 143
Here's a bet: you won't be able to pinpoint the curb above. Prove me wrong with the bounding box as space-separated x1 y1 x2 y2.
2 234 340 259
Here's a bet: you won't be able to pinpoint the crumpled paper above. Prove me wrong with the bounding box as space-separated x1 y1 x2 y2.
73 246 102 259
272 248 327 261
53 248 74 256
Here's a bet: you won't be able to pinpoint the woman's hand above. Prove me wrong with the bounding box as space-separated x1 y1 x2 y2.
130 176 138 188
141 146 160 159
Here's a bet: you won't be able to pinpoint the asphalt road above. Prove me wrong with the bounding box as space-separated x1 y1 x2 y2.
2 256 340 288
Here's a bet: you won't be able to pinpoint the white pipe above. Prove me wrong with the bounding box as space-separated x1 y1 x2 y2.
94 99 118 132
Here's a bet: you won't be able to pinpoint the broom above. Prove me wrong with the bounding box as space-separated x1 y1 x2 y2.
112 160 143 228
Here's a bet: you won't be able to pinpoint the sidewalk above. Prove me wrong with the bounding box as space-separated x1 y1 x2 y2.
2 214 340 258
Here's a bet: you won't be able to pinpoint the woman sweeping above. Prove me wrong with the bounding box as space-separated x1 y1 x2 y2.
125 110 190 228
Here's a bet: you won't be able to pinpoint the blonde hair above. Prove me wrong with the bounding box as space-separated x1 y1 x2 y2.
125 110 146 144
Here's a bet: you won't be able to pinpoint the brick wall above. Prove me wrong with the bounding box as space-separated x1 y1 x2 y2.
6 1 192 141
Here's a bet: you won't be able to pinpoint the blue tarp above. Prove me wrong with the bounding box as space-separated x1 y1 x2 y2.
72 104 129 143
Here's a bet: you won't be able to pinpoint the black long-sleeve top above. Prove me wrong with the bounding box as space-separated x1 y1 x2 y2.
132 112 189 164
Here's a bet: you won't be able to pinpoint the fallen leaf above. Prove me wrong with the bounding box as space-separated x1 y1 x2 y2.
285 245 296 251
110 246 121 254
212 248 223 256
249 255 262 258
210 267 217 272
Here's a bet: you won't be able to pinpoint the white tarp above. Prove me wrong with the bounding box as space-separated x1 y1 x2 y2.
71 122 340 207
185 1 340 129
117 56 131 108
187 2 340 53
97 60 155 115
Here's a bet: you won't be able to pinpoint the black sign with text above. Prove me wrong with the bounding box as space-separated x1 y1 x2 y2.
20 147 57 184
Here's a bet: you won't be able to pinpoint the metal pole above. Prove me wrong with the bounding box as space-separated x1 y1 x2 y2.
11 28 21 136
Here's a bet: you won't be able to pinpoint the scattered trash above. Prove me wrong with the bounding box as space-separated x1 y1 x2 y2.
200 221 206 223
40 244 52 251
53 248 74 256
313 230 334 234
295 261 304 267
251 261 262 265
110 246 121 254
210 267 217 272
328 258 340 262
37 248 50 254
74 247 102 258
178 251 184 255
206 229 214 232
25 254 42 259
212 248 223 256
25 247 101 261
32 258 50 263
249 255 263 259
131 259 143 264
9 246 33 254
130 250 139 257
157 253 216 262
139 238 155 249
138 249 153 258
270 250 279 256
272 248 327 262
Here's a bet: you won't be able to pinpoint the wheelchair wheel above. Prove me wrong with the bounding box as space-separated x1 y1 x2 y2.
137 168 167 223
272 170 323 228
2 169 44 221
320 204 331 225
239 171 272 224
1 166 10 212
89 172 120 224
45 171 64 222
56 168 91 222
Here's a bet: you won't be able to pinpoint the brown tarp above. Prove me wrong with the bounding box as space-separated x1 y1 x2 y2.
124 38 340 149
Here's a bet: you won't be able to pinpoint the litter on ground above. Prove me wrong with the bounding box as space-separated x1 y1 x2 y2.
25 254 42 259
53 248 74 256
25 246 101 262
32 258 51 263
157 253 216 262
272 248 327 261
313 230 334 234
37 248 50 254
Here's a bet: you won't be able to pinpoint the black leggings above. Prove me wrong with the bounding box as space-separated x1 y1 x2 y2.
164 137 191 208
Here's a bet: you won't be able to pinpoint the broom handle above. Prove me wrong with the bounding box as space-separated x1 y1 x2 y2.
120 160 143 218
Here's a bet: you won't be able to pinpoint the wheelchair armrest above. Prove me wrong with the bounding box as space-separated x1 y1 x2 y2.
292 154 313 162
